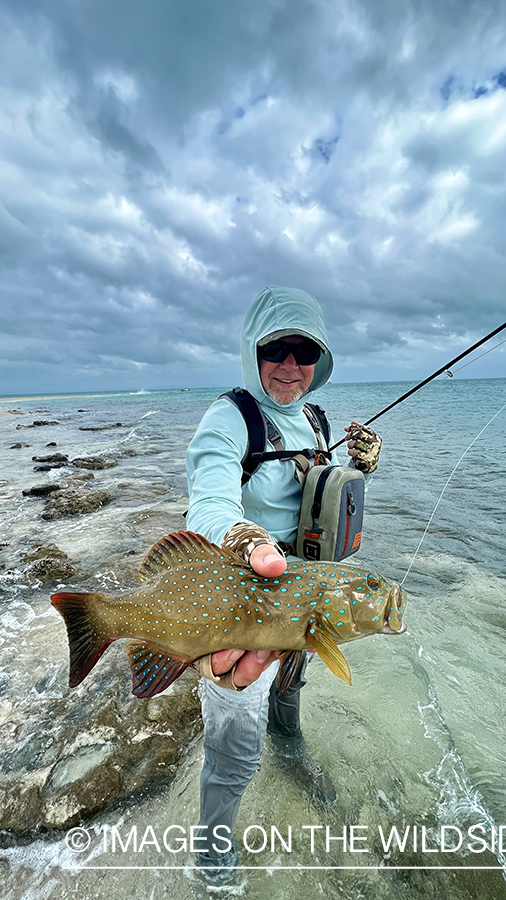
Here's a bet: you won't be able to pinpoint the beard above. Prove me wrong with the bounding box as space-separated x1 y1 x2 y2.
265 382 306 406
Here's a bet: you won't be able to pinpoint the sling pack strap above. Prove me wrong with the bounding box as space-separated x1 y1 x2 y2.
304 403 331 450
220 388 332 485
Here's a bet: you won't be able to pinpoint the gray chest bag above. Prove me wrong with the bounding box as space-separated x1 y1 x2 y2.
220 388 365 562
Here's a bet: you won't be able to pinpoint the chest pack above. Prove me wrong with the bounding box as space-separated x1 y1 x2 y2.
220 388 364 562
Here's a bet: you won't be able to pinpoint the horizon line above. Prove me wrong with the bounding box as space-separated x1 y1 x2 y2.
1 373 505 403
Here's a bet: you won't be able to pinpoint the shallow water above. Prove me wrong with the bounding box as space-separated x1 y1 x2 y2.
1 378 506 899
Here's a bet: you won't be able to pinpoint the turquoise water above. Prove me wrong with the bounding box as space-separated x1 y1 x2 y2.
1 377 505 899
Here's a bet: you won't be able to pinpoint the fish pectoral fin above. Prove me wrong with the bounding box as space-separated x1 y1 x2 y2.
126 641 191 698
277 650 305 696
305 628 352 685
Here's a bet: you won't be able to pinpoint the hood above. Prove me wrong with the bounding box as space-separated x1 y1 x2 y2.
241 286 333 414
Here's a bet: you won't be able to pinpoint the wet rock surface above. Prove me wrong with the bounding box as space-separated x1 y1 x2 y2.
41 488 111 520
23 472 95 498
32 454 69 464
24 557 78 583
0 658 202 843
33 463 68 472
20 469 111 520
79 423 126 432
17 421 60 428
23 484 61 497
71 456 118 470
1 543 78 585
61 471 95 485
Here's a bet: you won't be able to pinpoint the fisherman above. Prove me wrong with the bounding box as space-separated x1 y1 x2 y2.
186 286 382 882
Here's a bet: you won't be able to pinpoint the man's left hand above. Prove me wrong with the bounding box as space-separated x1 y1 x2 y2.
345 421 382 473
210 648 280 688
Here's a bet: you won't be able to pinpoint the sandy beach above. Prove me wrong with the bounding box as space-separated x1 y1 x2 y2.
0 393 124 403
0 395 107 418
0 395 85 418
0 393 128 419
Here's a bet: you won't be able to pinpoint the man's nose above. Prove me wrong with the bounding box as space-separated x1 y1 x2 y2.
279 352 298 368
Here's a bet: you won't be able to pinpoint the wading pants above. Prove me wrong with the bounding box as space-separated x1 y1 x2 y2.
197 654 308 867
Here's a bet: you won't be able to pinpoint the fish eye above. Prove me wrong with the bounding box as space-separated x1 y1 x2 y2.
367 574 381 591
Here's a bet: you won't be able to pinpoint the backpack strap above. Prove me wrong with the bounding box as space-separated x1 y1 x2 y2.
220 388 269 485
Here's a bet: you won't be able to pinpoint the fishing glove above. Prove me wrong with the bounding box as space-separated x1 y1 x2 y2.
221 521 284 565
348 423 382 474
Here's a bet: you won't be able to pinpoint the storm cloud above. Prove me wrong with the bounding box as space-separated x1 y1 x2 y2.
1 0 505 393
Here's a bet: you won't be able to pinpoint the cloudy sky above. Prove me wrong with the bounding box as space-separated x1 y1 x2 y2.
1 0 505 394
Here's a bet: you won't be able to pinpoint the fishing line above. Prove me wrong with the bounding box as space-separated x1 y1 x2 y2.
328 320 506 452
374 371 453 424
450 336 506 374
401 401 506 586
371 336 506 426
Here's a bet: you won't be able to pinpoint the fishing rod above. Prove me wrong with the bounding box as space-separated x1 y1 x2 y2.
328 319 506 452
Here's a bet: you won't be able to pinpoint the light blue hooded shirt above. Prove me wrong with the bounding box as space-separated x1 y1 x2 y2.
186 286 363 547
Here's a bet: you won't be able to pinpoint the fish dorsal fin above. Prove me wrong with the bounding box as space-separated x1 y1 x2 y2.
306 626 352 685
139 530 245 582
126 641 192 698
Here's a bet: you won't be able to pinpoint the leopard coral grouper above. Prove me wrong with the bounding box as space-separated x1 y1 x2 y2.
51 531 407 698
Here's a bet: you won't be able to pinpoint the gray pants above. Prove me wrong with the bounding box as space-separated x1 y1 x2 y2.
197 655 308 866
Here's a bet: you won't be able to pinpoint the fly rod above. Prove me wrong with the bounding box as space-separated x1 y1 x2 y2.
329 319 506 452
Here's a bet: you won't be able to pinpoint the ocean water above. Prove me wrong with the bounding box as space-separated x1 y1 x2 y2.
1 377 505 900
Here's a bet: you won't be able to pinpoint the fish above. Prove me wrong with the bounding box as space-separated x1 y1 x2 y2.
51 531 407 699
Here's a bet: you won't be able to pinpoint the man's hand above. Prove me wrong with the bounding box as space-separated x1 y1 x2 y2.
210 648 280 688
210 543 286 688
249 543 287 577
345 420 382 474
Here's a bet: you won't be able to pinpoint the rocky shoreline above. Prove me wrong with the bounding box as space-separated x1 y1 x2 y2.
1 409 202 849
0 661 201 846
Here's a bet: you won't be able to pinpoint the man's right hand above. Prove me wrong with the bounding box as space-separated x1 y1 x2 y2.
249 543 287 577
210 543 286 688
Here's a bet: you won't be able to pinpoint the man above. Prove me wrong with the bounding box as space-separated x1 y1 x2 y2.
186 286 381 881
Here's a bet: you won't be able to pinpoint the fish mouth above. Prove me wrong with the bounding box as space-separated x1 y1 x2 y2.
380 585 406 635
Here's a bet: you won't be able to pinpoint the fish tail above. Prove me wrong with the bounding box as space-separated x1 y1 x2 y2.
51 592 114 687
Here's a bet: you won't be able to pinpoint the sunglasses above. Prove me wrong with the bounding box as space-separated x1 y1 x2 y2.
257 338 322 366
